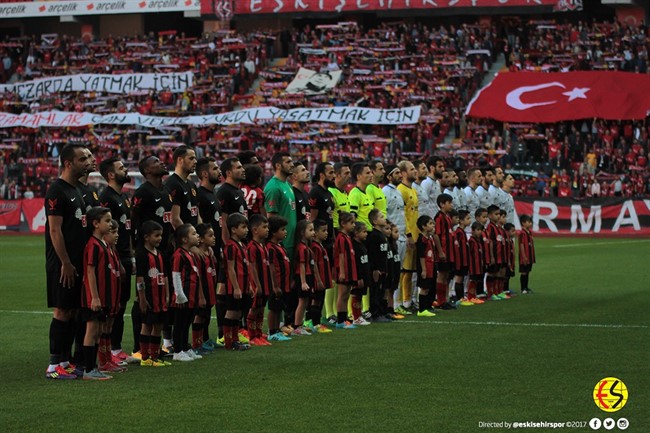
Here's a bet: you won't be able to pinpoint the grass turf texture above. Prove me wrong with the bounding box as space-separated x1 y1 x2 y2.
0 236 648 433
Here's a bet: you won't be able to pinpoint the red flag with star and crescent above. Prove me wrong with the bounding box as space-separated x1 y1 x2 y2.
465 71 650 122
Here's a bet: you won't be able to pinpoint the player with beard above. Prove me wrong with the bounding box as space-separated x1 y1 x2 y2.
442 169 464 211
412 160 433 221
367 160 387 216
291 161 311 222
196 156 223 347
131 156 174 356
476 167 495 209
78 148 100 212
396 161 419 314
328 162 351 232
464 168 483 228
454 169 468 211
421 156 444 217
215 157 248 244
264 152 297 260
501 174 516 225
45 144 92 379
489 166 506 211
98 157 138 364
164 145 200 231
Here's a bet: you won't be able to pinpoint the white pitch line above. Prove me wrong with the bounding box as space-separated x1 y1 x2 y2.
397 319 649 329
1 310 647 330
553 240 650 248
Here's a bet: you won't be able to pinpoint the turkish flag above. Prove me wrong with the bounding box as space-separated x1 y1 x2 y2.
465 72 650 122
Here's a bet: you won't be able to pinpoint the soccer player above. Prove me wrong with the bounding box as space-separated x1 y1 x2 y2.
501 174 517 225
266 215 293 342
310 219 333 333
518 215 536 294
45 143 91 380
385 222 404 320
367 160 387 216
421 156 445 216
452 210 474 306
223 213 252 351
196 156 223 346
433 193 456 310
489 166 506 214
78 148 100 212
98 157 136 365
246 215 273 346
131 155 174 356
504 222 516 296
464 168 483 227
81 207 116 380
334 212 358 329
215 157 248 244
291 161 311 222
413 159 434 220
467 222 486 304
164 145 200 231
136 221 170 367
476 167 495 209
415 215 436 317
242 163 266 217
328 162 351 231
264 152 297 259
396 160 419 314
475 207 490 299
171 224 206 362
366 209 390 322
308 162 336 323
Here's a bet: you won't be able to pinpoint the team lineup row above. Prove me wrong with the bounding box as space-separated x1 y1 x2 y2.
43 143 535 380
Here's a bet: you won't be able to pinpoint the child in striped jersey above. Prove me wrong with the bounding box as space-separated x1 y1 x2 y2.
452 210 474 307
136 221 170 367
266 215 292 342
246 214 273 346
193 224 218 354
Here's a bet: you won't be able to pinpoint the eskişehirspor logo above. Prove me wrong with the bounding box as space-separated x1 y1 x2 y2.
593 377 628 412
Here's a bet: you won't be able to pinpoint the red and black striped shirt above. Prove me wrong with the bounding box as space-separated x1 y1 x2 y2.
416 233 436 279
106 245 122 315
247 240 271 296
267 241 291 293
468 236 484 276
83 236 116 311
518 229 536 265
434 211 455 263
198 249 218 306
136 247 168 313
334 231 358 282
224 239 249 296
485 223 506 265
294 241 315 276
453 228 469 270
171 247 201 308
506 232 515 270
311 240 332 287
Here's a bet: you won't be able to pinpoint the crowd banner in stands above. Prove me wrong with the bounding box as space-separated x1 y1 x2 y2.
233 0 561 15
0 0 200 19
0 106 422 128
4 198 649 236
465 72 650 123
0 201 21 227
514 198 650 236
0 73 193 101
285 68 342 96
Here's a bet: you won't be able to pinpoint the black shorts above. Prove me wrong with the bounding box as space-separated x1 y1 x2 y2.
436 261 452 272
195 307 213 320
350 287 367 297
47 271 82 309
120 258 133 304
267 293 284 312
519 264 533 273
417 277 434 291
469 274 483 282
336 280 354 287
294 275 315 299
486 264 500 274
225 295 243 311
143 311 167 325
453 267 468 277
252 295 268 309
81 307 108 322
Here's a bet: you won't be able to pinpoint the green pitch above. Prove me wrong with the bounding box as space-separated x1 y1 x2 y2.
0 236 648 433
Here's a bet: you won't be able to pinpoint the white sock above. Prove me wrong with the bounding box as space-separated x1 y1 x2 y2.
47 364 58 372
163 339 172 348
59 361 69 368
111 349 121 356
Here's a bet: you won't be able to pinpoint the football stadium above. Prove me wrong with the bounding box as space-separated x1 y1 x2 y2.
0 0 648 432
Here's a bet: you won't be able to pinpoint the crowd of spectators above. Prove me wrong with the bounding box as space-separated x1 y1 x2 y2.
0 17 648 199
